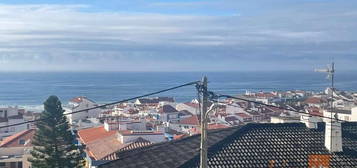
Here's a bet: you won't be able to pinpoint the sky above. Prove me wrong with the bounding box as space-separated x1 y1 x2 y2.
0 0 356 72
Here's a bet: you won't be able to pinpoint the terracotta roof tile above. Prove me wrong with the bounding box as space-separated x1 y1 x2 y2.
0 129 35 147
78 126 117 144
207 123 230 130
85 134 125 160
70 96 85 103
304 97 324 104
179 115 199 125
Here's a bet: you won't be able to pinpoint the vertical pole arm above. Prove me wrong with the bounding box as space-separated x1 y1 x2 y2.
200 76 208 168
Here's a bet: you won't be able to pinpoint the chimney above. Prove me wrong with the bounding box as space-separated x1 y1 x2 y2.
325 120 343 152
301 114 318 129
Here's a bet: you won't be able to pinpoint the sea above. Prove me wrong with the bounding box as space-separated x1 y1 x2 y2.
0 71 356 112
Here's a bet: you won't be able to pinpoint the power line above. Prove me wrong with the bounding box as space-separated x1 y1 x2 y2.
0 81 200 129
214 93 347 122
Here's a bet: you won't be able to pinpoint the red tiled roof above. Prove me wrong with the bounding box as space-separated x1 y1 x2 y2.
0 129 35 147
179 115 199 125
256 92 275 98
304 97 323 104
307 107 323 117
173 134 189 140
78 126 117 144
85 134 124 160
70 96 85 103
208 123 230 130
102 137 153 160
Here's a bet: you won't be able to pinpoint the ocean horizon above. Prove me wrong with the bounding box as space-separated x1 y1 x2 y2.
1 71 357 111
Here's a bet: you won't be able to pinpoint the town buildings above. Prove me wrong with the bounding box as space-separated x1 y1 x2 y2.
0 129 35 168
0 87 356 168
98 121 357 168
0 107 38 140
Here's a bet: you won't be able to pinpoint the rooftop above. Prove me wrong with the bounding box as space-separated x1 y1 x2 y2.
118 130 163 136
304 96 324 104
158 105 178 114
235 113 252 118
99 122 357 168
0 129 35 147
178 115 199 125
77 126 117 144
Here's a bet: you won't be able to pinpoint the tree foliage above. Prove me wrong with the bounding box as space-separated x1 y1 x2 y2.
29 95 84 168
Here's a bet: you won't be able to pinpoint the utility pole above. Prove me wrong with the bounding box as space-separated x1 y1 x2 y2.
200 76 208 168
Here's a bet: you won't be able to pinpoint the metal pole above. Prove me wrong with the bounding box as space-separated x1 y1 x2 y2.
330 62 335 151
200 76 208 168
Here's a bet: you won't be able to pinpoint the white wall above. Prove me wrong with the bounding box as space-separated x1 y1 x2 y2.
0 107 20 118
0 118 27 139
226 105 245 114
324 109 357 122
66 98 101 123
351 107 357 121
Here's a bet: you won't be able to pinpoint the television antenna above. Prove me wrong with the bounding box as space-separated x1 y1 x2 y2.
315 62 336 120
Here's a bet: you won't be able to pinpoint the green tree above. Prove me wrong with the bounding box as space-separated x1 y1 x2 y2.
29 95 84 168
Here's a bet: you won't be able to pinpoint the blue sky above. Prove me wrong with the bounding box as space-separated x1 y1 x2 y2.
0 0 356 71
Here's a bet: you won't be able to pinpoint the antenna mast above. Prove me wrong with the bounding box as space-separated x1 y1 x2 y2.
315 62 336 152
315 62 336 120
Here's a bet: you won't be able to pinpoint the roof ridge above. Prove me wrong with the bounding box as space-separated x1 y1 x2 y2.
0 129 34 147
100 127 239 167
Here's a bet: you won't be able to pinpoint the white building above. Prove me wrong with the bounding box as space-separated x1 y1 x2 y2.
64 96 101 124
271 116 300 124
323 108 357 122
333 99 355 109
0 107 28 140
104 120 146 131
170 115 199 134
117 130 165 144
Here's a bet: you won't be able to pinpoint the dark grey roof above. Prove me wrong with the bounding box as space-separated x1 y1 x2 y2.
159 105 178 113
327 108 352 115
99 127 238 168
99 122 357 168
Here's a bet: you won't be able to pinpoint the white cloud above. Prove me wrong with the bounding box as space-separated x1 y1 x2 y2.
0 2 356 71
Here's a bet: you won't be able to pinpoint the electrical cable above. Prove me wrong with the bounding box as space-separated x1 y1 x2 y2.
0 81 199 129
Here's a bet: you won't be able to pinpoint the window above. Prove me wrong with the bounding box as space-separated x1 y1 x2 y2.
19 139 25 145
10 162 16 168
18 162 22 168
